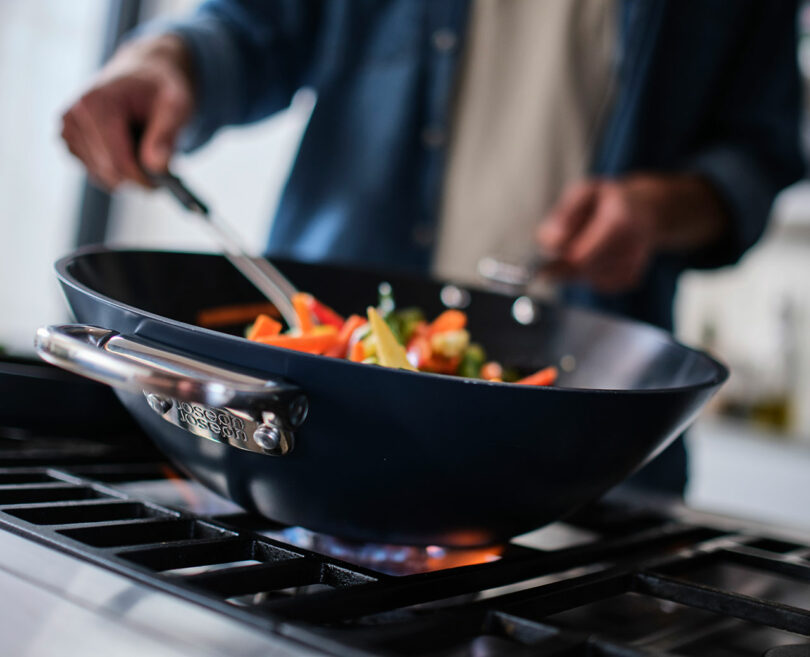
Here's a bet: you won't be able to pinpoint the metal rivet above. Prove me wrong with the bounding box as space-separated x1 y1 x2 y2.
253 424 281 453
146 394 172 415
288 395 309 428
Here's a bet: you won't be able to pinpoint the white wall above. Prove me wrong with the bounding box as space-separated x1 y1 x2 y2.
0 2 106 354
0 1 309 356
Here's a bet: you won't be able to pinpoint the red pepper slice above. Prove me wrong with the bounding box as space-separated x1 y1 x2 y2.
310 298 345 329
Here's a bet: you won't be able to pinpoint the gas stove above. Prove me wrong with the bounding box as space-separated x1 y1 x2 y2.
1 416 809 656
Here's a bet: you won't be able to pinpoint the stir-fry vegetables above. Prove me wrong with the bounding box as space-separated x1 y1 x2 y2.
367 307 417 371
244 285 558 386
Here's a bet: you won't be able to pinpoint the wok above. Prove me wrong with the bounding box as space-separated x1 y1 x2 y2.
36 248 727 546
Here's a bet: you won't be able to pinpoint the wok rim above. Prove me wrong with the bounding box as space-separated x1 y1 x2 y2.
54 246 729 396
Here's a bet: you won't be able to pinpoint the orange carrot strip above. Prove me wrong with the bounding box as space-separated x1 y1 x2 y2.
247 314 283 341
325 315 366 358
255 332 338 355
291 293 315 333
428 309 467 335
197 302 280 328
517 366 558 387
348 341 366 362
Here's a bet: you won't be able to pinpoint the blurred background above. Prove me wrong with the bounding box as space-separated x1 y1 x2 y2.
2 1 809 528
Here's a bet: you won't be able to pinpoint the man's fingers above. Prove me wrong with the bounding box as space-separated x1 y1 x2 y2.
61 115 93 169
103 114 152 185
139 85 190 172
564 188 653 291
70 97 124 188
537 180 600 252
79 101 151 186
62 108 122 189
567 206 628 272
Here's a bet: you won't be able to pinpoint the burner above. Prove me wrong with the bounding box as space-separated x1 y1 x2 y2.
269 526 503 576
114 477 503 575
115 475 504 576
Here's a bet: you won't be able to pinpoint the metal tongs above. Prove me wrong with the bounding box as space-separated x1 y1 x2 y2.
145 170 301 331
477 248 559 298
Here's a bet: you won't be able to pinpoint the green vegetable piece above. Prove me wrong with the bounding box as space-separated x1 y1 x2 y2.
385 314 404 344
458 343 486 379
396 307 426 343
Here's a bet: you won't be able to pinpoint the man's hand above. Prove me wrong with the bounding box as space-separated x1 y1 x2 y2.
536 174 729 293
60 34 195 189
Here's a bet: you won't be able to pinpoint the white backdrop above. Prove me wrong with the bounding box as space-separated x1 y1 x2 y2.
0 1 308 355
0 2 106 354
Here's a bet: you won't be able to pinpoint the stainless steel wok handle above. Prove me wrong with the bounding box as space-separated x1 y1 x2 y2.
34 324 308 456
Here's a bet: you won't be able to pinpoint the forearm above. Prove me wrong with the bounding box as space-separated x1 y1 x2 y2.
105 33 194 86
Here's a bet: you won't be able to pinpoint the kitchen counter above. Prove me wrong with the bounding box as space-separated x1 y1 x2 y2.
687 416 810 531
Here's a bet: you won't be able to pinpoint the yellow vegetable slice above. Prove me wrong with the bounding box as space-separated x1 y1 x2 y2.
367 307 417 371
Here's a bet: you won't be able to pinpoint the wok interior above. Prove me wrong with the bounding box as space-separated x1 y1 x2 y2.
64 250 723 392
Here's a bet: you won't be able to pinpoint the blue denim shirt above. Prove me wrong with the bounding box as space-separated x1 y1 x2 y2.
167 0 804 330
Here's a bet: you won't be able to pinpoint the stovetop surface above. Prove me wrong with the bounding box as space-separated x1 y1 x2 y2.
0 423 809 656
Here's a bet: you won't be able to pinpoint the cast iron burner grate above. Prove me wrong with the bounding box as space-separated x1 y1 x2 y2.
0 425 809 656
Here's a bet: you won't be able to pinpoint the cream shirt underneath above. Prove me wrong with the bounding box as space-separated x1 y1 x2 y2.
433 0 616 284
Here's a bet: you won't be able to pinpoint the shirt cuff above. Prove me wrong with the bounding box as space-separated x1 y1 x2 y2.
130 14 245 151
684 146 775 269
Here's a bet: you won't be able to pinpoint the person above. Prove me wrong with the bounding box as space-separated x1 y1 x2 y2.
61 0 805 495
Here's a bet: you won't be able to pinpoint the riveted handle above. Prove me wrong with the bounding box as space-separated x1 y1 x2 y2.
34 324 307 455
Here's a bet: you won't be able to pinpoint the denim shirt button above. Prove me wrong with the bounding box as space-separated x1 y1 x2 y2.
432 29 458 53
411 223 435 247
421 126 446 148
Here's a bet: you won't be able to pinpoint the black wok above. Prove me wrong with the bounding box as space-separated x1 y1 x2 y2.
37 248 727 546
